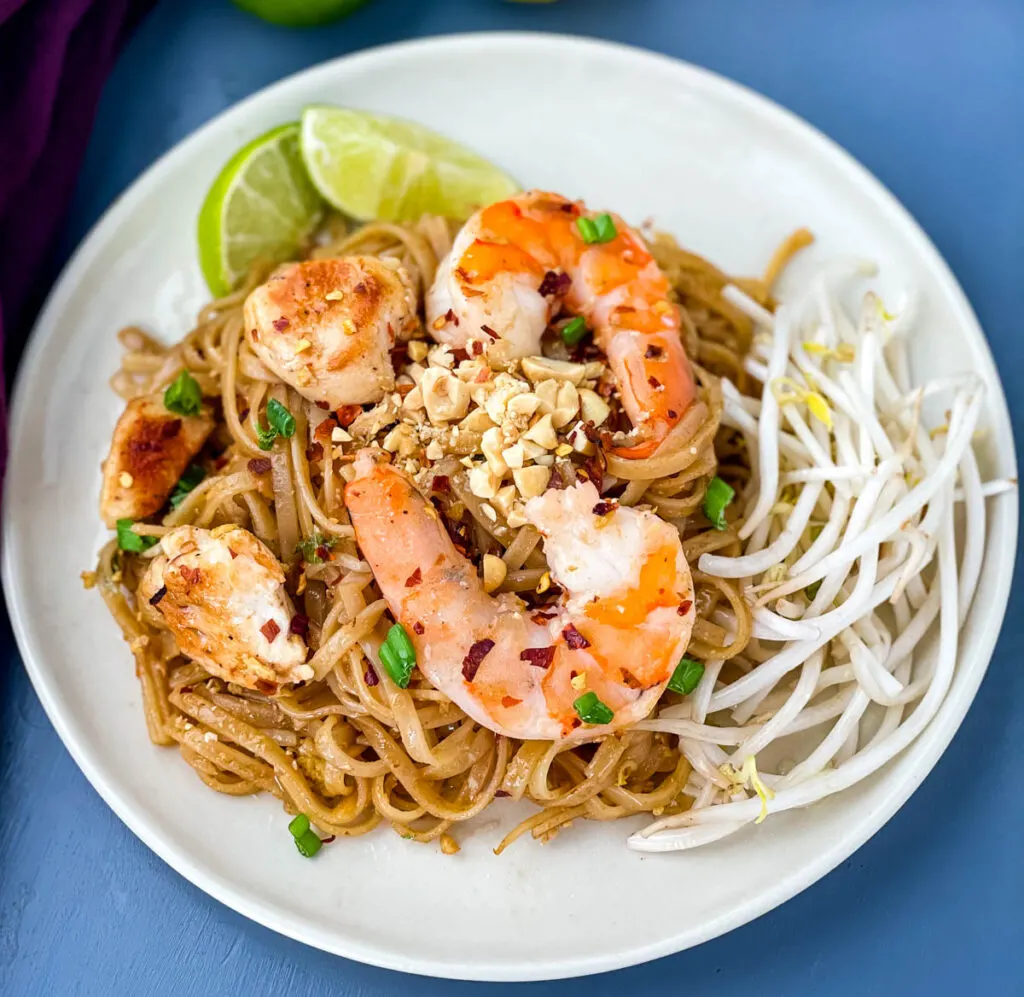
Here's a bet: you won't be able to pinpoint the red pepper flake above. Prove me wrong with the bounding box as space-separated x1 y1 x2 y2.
412 621 425 635
353 282 368 294
405 567 422 587
462 638 495 681
450 348 470 364
148 585 167 607
621 669 641 689
645 344 664 359
255 679 278 696
160 419 182 439
178 565 201 585
571 718 582 729
538 270 571 297
306 442 324 463
214 455 230 470
289 614 309 637
562 624 591 649
431 475 450 492
591 501 617 516
495 789 510 798
480 324 498 340
272 317 289 331
501 696 522 708
364 664 380 687
228 549 238 560
470 340 484 357
247 457 272 474
179 685 193 694
677 599 693 616
315 545 330 561
315 400 331 410
648 375 661 388
314 418 337 443
667 409 678 419
321 835 337 844
260 619 281 642
519 646 555 669
444 308 459 326
336 404 361 427
530 611 556 624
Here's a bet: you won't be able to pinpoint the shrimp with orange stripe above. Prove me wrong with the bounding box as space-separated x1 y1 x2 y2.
344 450 696 740
427 190 697 458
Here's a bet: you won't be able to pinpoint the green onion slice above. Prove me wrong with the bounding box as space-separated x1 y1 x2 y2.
266 398 296 438
294 829 322 858
560 316 589 346
163 369 203 417
116 518 158 553
573 690 614 725
668 656 705 695
288 813 311 839
576 213 617 245
703 476 735 530
379 624 416 689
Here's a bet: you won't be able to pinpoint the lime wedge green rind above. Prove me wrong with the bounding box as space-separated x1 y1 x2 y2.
299 106 520 223
232 0 369 27
197 123 324 297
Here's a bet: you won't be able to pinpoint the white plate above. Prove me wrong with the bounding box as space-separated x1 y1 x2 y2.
3 33 1017 982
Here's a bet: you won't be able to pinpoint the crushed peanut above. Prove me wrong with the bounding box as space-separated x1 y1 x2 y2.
482 553 507 593
513 464 551 499
118 472 134 488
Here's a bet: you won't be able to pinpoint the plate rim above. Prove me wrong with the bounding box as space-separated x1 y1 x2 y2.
3 31 1017 981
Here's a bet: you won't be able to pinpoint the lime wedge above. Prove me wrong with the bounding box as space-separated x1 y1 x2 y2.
299 106 520 222
197 123 324 296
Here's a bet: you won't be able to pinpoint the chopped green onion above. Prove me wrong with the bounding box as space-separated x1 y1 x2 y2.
288 813 310 839
386 623 417 664
805 579 822 600
573 690 614 725
576 216 598 243
668 656 705 695
294 829 322 858
576 213 617 245
378 624 417 688
703 476 735 530
591 213 617 242
163 370 203 417
560 316 589 346
257 398 296 450
170 464 206 509
116 518 158 553
267 398 296 438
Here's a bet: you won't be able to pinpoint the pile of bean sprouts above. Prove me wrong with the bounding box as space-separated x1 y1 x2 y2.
630 260 1015 852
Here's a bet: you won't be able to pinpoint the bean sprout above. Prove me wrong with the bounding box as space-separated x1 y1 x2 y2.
629 265 1015 853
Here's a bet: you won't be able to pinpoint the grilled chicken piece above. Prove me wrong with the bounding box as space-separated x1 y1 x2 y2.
138 525 310 694
100 394 214 528
244 256 419 409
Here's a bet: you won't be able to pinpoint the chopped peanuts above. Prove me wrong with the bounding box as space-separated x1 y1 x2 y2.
482 554 507 593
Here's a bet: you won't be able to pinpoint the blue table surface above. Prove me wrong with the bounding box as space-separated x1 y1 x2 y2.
2 1 1023 994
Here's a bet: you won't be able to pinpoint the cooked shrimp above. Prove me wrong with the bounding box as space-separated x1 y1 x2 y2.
100 394 214 527
244 256 419 408
138 525 310 694
344 452 696 740
426 191 696 457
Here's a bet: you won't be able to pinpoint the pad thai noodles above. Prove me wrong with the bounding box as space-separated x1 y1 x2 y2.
88 189 1009 856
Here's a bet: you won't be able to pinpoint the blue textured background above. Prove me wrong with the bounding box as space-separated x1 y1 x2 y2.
2 1 1022 994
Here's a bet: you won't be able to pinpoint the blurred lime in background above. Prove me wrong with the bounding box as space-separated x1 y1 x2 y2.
232 0 370 28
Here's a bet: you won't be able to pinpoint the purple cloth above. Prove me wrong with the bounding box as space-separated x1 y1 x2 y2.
0 0 152 460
